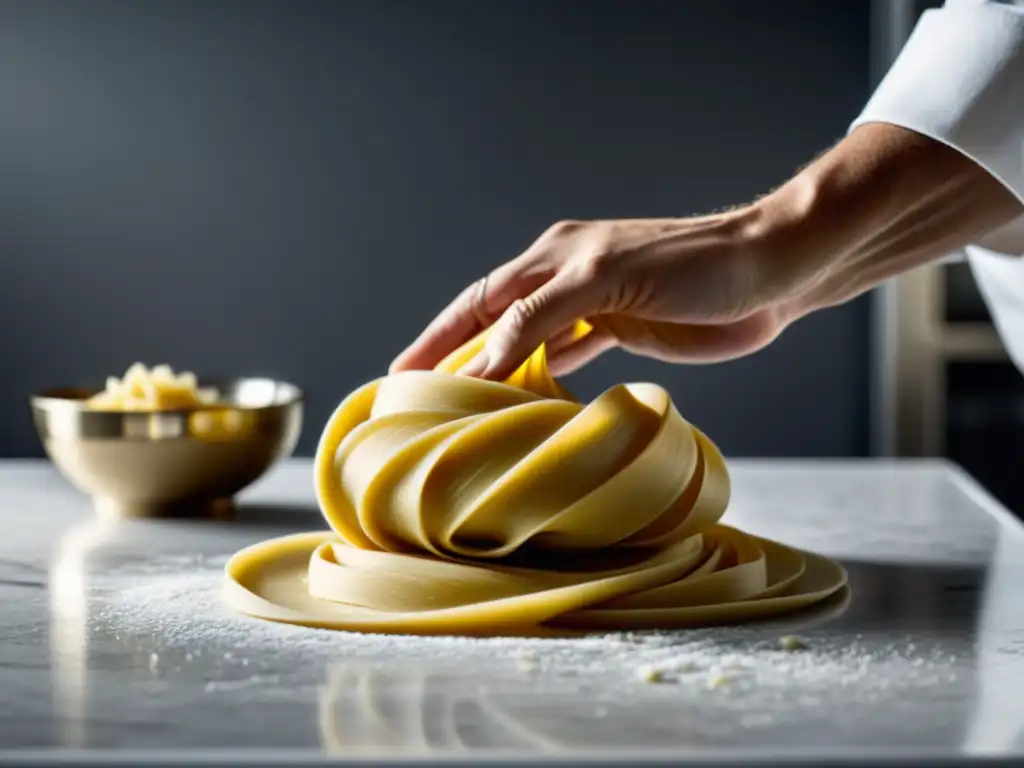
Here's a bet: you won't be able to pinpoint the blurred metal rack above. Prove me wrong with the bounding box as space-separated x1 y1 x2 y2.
875 257 1008 458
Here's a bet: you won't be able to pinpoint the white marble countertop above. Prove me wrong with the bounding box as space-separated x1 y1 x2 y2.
2 457 1024 765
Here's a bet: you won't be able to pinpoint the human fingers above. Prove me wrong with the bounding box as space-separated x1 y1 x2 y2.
389 257 551 373
546 324 618 377
457 269 605 381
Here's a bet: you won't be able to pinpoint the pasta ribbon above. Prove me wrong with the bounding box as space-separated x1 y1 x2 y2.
225 322 846 635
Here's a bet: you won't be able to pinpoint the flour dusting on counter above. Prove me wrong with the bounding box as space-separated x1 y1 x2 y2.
85 555 972 733
11 460 1018 752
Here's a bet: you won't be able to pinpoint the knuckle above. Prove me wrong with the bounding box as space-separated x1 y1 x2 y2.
503 297 535 331
487 299 530 358
578 248 617 281
546 219 582 239
491 296 540 351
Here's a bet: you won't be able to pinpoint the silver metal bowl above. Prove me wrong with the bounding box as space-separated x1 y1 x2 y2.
31 378 303 518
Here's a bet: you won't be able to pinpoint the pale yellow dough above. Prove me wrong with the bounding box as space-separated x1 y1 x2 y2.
87 363 218 411
224 322 847 635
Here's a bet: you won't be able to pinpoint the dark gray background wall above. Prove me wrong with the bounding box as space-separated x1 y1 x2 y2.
0 0 872 459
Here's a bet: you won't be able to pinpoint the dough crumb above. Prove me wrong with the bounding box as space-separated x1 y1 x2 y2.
706 670 732 690
516 649 539 672
778 635 809 651
636 664 665 683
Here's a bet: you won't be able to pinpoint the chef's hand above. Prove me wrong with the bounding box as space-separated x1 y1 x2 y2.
391 123 1023 380
390 212 791 380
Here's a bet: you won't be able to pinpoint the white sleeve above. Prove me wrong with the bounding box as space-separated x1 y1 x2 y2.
850 0 1024 207
853 2 1024 374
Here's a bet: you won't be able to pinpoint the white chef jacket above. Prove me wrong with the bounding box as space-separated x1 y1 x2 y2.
851 0 1024 372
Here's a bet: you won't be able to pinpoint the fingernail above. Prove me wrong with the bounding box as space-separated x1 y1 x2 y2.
457 350 490 377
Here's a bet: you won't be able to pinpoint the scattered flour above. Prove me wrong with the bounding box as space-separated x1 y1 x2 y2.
87 558 971 731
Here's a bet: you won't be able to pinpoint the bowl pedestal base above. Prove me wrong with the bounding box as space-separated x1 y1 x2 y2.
92 496 235 520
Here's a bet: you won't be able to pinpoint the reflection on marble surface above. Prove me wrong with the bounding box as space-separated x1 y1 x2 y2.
317 593 853 757
2 459 1024 759
965 527 1024 753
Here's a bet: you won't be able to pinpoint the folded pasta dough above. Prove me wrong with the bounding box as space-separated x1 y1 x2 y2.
224 321 847 635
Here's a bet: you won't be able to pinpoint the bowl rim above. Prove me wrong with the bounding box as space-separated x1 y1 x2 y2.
30 376 304 414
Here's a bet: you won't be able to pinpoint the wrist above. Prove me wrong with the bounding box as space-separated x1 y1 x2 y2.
730 183 830 307
746 123 1024 316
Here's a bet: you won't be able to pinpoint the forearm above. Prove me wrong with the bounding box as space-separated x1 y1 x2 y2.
750 122 1024 318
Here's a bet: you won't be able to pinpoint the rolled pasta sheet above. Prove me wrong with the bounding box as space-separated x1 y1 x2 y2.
225 322 847 635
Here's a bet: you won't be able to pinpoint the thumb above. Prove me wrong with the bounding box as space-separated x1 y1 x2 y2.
458 271 601 381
